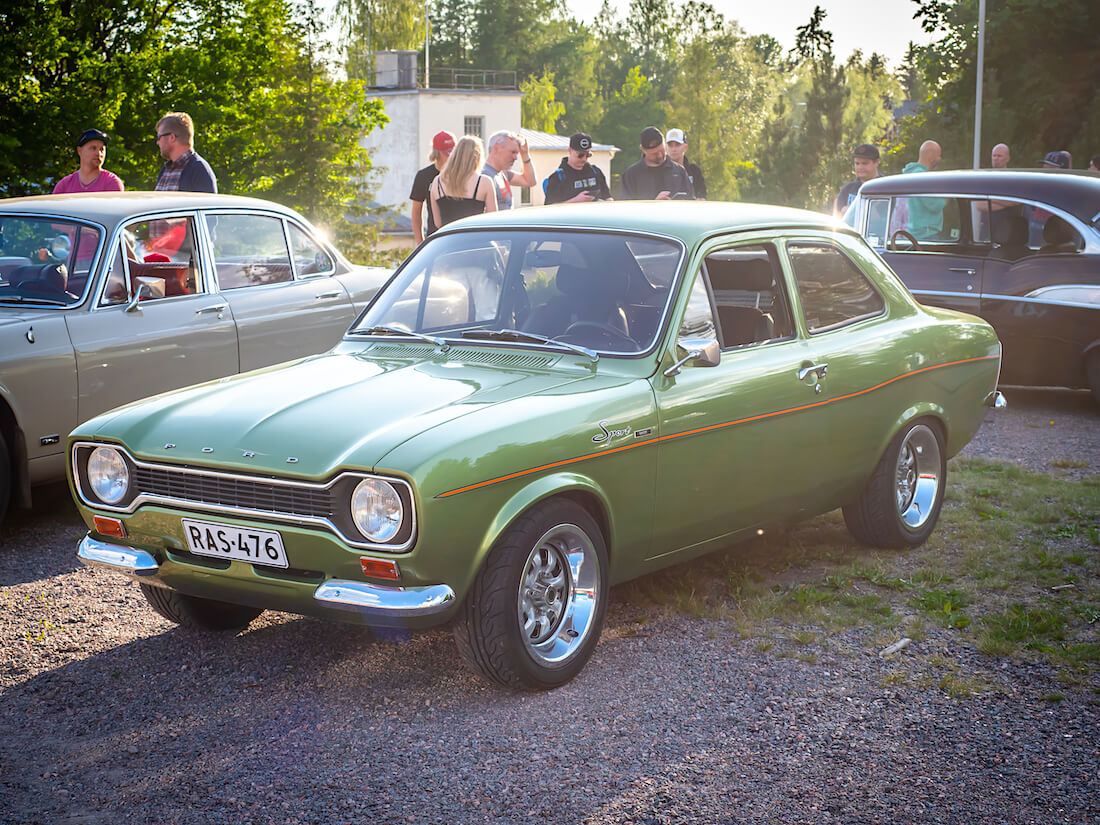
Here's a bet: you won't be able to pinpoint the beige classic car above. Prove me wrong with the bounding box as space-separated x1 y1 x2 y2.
0 192 390 522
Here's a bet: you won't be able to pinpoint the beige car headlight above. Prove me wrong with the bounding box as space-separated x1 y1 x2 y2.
88 446 130 505
350 478 403 542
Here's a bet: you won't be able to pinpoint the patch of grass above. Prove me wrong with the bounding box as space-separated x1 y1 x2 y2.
909 588 972 629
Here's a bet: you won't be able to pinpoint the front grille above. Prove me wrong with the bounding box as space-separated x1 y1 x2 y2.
134 466 336 518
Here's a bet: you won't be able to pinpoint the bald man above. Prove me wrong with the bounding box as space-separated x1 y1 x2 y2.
991 143 1010 168
903 140 944 239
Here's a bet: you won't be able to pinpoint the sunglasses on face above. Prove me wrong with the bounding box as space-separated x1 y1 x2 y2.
575 150 591 158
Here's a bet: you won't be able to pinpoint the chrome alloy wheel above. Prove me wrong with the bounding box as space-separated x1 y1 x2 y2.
517 523 600 666
894 424 942 530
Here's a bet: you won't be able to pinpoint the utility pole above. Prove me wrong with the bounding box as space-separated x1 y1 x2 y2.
424 0 430 89
972 0 986 169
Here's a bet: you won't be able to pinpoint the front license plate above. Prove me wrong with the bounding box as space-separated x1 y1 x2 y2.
181 518 288 568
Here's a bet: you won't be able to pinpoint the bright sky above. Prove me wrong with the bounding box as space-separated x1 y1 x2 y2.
568 0 933 68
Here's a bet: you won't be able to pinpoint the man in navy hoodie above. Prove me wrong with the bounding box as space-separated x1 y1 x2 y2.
543 133 612 204
154 111 218 193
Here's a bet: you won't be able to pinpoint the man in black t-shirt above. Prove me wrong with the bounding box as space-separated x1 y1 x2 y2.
834 143 881 218
409 130 456 243
543 133 612 204
620 126 695 200
664 128 706 200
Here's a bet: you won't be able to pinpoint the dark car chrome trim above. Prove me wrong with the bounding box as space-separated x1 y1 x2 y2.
313 580 455 617
985 391 1007 409
77 535 160 577
71 442 417 552
912 288 1100 311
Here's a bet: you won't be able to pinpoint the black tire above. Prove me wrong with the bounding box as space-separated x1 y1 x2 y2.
453 498 608 690
139 583 262 631
0 430 10 526
843 419 946 549
1086 349 1100 406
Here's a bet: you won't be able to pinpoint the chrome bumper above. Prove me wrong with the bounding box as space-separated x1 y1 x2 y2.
986 391 1007 409
77 535 456 618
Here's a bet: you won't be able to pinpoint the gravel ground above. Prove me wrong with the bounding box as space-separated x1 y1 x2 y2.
1 388 1096 824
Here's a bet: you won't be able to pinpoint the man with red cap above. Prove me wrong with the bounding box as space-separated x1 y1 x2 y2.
410 130 456 242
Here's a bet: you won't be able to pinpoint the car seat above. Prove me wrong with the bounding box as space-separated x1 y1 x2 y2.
523 263 630 338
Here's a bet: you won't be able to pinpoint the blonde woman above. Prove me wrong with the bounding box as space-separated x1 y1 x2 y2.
429 135 497 232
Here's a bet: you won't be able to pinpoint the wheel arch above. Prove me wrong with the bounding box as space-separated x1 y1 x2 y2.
886 402 949 460
0 392 30 510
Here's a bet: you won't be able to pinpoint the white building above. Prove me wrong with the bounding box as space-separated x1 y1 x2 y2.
360 51 618 246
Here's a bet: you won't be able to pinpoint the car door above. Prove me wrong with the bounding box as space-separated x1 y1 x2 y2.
650 240 829 560
204 212 358 371
870 194 984 316
65 213 240 424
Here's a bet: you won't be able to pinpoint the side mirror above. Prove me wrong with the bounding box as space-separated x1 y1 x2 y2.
125 276 166 312
663 337 720 377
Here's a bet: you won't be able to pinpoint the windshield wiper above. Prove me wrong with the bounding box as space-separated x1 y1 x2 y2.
350 324 450 351
461 328 598 362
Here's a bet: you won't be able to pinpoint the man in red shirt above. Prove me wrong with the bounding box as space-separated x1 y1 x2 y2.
52 129 125 194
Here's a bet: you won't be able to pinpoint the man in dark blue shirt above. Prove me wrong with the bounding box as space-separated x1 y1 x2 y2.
620 127 695 200
154 111 218 193
543 133 612 204
834 143 880 218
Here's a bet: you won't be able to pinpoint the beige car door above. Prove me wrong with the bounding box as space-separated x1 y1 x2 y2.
65 214 239 423
204 212 357 371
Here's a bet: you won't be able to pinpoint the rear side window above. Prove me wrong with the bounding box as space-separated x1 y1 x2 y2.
787 243 885 333
207 214 293 289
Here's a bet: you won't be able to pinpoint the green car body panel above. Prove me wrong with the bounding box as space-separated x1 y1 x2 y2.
69 202 1001 650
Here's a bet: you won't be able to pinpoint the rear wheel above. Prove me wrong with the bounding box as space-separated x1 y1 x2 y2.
453 498 608 690
843 420 945 549
139 583 262 631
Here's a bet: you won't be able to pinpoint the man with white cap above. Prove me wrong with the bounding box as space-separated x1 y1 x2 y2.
664 128 706 199
410 130 456 242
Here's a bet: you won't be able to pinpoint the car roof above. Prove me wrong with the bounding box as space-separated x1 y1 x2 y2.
0 191 301 225
438 200 858 243
859 170 1100 224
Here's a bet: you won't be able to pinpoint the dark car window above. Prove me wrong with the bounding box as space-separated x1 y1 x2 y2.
699 245 794 350
889 196 961 243
787 242 885 333
0 216 101 306
207 214 294 289
101 216 201 306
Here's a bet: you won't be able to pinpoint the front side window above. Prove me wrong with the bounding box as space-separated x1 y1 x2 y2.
0 216 101 306
207 213 293 289
787 242 885 333
702 245 793 349
100 215 200 306
353 230 682 355
889 196 958 243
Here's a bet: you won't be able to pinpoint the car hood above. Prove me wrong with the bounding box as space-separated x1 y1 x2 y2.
79 346 594 477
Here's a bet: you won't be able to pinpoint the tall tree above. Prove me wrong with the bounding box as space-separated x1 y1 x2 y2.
521 72 565 133
339 0 427 80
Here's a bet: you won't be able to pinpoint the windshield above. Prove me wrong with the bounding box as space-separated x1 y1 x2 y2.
0 216 101 306
352 230 683 355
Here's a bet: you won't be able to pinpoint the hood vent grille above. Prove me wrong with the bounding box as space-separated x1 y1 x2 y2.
365 343 555 370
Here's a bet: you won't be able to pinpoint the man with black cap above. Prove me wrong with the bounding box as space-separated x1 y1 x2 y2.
834 143 880 217
542 133 612 204
1039 150 1071 170
410 130 456 242
620 126 695 200
53 129 125 194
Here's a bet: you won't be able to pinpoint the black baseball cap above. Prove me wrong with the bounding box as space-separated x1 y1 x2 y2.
77 129 109 147
640 126 663 149
853 143 879 161
570 133 593 152
1039 150 1070 169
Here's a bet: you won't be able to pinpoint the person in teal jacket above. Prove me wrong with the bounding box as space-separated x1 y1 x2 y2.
902 140 944 239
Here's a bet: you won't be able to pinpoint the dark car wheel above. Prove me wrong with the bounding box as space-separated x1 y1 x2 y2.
139 583 263 631
843 420 946 549
0 430 10 525
453 498 608 690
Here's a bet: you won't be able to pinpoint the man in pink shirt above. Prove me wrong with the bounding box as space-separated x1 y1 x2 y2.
52 129 125 194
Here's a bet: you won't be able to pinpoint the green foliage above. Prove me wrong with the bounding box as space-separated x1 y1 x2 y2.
338 0 427 79
520 72 565 133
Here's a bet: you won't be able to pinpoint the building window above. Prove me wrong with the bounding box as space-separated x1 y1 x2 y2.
464 116 484 140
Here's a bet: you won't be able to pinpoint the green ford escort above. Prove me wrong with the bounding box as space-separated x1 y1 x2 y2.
70 201 1004 689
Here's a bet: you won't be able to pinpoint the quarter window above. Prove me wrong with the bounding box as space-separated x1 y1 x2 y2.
787 242 885 333
207 214 293 289
288 223 335 276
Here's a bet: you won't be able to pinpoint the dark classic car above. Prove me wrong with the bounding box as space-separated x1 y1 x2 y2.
0 192 390 523
71 202 1002 690
848 170 1100 401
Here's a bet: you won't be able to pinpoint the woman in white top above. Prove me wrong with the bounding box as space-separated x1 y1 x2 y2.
429 135 498 232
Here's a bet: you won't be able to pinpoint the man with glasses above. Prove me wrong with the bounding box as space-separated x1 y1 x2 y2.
154 112 217 193
620 126 695 200
542 133 612 204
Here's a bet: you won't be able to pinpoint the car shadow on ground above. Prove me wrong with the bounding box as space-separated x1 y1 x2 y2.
0 482 86 586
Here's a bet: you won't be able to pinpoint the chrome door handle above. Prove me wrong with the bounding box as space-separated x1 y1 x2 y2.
797 363 828 381
948 267 977 275
195 304 227 315
316 291 342 300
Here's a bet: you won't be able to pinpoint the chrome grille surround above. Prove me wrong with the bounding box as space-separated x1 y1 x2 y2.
71 441 415 552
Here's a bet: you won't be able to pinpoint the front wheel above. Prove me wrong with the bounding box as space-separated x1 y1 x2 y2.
453 498 608 690
843 420 946 549
139 583 262 631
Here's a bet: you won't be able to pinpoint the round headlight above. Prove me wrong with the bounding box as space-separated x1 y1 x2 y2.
350 478 403 543
88 447 130 505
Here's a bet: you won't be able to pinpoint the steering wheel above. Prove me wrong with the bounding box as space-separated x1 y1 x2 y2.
888 229 921 251
558 321 636 349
